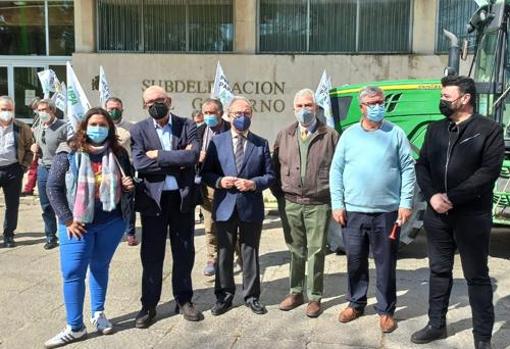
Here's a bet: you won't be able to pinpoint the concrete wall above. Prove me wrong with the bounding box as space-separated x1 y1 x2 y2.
71 53 466 144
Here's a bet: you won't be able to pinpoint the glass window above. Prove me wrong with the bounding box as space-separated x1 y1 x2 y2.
0 1 46 55
259 0 411 53
13 66 44 119
48 0 74 55
0 67 7 95
436 0 478 53
358 0 410 52
259 0 307 52
97 0 142 52
97 0 234 53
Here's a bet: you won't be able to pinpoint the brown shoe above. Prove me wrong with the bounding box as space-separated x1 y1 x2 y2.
279 293 304 311
305 301 321 318
338 307 364 323
379 314 397 333
176 302 204 322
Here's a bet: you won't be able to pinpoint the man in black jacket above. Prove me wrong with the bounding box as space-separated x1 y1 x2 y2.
411 75 504 349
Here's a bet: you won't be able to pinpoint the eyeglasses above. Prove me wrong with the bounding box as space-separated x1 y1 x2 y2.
41 128 46 144
231 112 251 118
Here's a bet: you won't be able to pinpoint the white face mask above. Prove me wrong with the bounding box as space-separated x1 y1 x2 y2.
38 111 52 123
0 111 13 122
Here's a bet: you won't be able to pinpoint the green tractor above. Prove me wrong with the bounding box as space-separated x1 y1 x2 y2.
328 0 510 249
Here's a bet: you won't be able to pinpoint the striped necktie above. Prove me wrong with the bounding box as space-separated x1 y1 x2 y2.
235 135 245 173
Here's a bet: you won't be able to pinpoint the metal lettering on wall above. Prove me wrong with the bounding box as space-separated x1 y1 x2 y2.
142 79 286 113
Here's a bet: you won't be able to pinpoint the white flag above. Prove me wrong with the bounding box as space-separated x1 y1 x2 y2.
99 65 112 106
210 61 234 109
66 62 91 131
52 82 67 114
37 69 59 99
315 70 335 128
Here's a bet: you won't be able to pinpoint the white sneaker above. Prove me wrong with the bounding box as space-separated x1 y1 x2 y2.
44 325 87 348
91 311 114 335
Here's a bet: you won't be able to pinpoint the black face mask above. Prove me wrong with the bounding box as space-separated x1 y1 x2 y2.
439 99 455 118
149 102 169 120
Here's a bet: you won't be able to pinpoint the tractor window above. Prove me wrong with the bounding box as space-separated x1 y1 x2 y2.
331 96 352 123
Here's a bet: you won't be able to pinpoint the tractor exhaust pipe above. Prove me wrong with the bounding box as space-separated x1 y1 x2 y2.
443 29 460 76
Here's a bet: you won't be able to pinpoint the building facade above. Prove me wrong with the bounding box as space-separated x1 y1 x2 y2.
0 0 477 142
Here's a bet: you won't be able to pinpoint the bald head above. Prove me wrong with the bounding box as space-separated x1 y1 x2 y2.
143 85 171 109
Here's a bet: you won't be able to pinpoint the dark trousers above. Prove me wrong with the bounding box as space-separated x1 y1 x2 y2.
125 207 136 236
0 163 23 237
215 210 262 302
140 191 195 307
424 208 494 341
342 211 399 315
37 165 57 242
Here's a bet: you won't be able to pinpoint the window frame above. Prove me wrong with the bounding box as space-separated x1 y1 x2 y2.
95 0 234 54
256 0 414 54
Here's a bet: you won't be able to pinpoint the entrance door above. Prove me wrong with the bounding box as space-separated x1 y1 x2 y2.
0 60 68 123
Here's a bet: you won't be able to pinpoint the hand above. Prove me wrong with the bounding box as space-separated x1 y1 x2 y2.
146 150 158 159
220 176 237 189
30 143 39 153
185 144 193 150
199 150 206 163
234 178 256 192
397 207 412 226
121 176 135 192
430 193 453 214
332 209 347 226
66 220 86 240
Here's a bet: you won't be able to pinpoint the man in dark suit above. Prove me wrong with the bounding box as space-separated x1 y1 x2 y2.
201 96 275 315
131 86 202 327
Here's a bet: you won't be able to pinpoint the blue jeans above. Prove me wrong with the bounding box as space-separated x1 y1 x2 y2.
58 216 125 329
37 165 57 242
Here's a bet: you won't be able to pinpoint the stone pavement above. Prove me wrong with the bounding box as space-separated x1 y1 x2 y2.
0 198 509 349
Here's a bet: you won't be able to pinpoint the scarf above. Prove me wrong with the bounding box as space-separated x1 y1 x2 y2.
73 143 122 223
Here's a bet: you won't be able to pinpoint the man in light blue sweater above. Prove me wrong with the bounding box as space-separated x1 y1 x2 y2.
330 86 415 333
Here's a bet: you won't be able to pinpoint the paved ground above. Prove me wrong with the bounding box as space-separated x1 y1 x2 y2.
0 197 509 349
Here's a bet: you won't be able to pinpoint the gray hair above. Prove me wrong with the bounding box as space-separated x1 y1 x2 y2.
37 98 56 113
0 95 14 108
202 98 223 114
359 86 384 102
227 95 252 113
293 88 316 106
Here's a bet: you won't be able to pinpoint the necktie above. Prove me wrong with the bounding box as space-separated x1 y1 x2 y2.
235 135 245 173
300 128 309 141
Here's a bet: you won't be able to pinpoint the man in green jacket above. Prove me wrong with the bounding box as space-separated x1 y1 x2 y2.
272 88 339 317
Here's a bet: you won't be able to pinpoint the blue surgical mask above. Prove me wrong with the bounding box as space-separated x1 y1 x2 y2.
232 114 251 132
86 125 109 144
204 114 219 128
366 104 385 122
295 108 315 125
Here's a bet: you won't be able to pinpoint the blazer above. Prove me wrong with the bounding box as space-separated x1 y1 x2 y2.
201 131 275 223
131 114 200 215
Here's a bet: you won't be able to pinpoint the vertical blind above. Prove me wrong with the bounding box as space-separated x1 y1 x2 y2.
436 0 478 53
259 0 411 53
97 0 233 52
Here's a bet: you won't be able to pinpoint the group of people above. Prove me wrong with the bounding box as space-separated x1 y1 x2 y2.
0 74 503 349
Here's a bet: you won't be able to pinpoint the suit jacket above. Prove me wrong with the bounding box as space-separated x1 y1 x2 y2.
201 131 275 223
197 120 231 151
131 114 199 215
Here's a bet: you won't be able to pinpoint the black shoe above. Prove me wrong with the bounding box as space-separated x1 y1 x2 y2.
176 302 203 321
475 340 492 349
20 191 33 197
211 300 233 316
3 235 15 248
44 241 59 250
411 324 447 344
245 299 267 315
135 307 156 328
